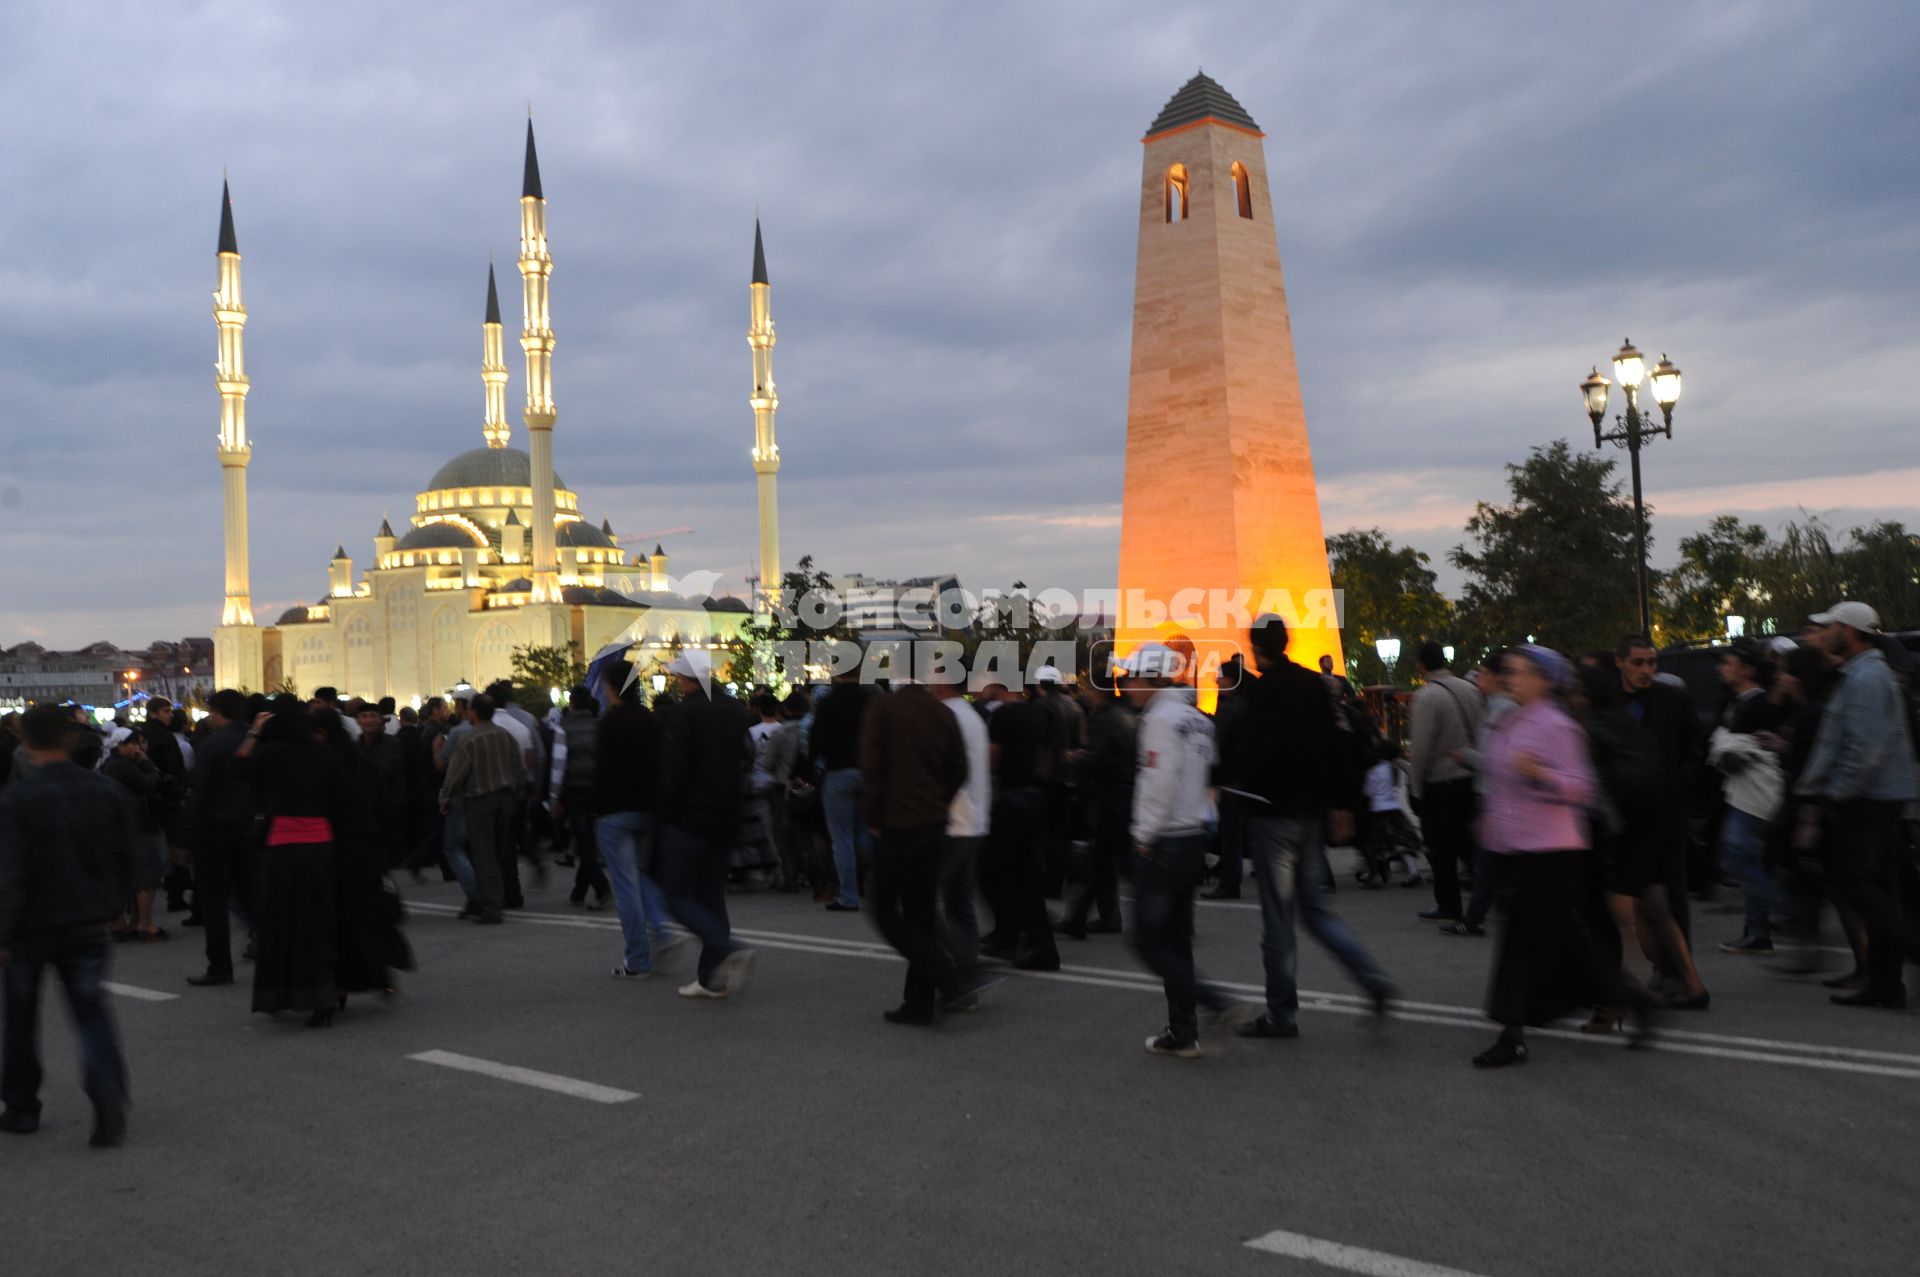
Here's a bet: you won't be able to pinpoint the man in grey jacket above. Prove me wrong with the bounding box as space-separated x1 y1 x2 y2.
1407 641 1482 924
1794 602 1920 1009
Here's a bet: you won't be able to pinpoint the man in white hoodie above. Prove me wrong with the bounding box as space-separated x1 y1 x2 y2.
1120 642 1254 1058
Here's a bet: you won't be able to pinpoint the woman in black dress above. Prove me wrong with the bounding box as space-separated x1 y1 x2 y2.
239 697 346 1027
314 710 406 1008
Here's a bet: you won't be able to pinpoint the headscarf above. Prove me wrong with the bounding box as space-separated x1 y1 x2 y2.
1514 643 1574 694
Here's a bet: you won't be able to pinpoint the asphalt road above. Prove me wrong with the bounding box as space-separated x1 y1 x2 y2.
8 859 1918 1277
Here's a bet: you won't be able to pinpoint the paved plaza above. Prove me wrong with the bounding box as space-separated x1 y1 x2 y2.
9 870 1913 1277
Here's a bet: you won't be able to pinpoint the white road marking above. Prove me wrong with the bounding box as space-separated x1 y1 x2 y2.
1245 1229 1489 1276
407 901 1920 1078
408 1049 638 1103
103 981 179 1002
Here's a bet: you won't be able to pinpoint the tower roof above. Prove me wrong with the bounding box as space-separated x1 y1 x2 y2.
600 517 614 535
522 119 544 200
752 218 769 285
333 545 347 560
505 508 522 526
485 263 501 324
378 517 394 537
1145 73 1261 137
218 180 238 254
652 543 665 557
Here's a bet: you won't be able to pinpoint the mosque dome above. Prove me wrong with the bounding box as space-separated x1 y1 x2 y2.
427 446 567 493
555 520 616 549
395 522 487 551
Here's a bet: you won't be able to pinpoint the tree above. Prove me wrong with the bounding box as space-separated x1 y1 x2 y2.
510 642 586 711
728 553 863 688
1836 521 1920 630
1656 515 1772 643
1325 528 1452 685
1449 440 1641 657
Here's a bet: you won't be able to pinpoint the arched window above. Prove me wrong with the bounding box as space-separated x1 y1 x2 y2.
1231 161 1253 219
1165 163 1189 223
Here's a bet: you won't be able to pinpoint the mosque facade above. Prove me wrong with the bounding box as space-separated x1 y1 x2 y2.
210 123 775 701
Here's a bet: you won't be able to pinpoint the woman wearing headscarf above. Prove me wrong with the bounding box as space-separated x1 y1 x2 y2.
237 696 347 1027
1473 645 1648 1067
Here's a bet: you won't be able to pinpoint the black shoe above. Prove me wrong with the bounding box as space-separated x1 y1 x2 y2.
1234 1014 1300 1040
1418 908 1461 922
88 1103 127 1149
1832 988 1907 1010
1472 1036 1528 1069
1821 969 1869 990
503 898 525 910
305 1008 335 1028
0 1110 39 1135
1201 886 1241 901
1011 950 1061 972
824 901 859 912
457 902 481 921
186 970 234 987
568 889 587 906
882 1005 936 1027
1719 934 1774 955
1438 922 1486 937
1145 1027 1201 1058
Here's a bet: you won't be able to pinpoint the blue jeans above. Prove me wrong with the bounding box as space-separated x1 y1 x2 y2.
1129 833 1230 1043
939 834 984 974
822 768 869 907
1248 814 1392 1026
442 797 477 902
596 811 671 973
653 821 741 988
3 927 129 1120
1719 807 1779 941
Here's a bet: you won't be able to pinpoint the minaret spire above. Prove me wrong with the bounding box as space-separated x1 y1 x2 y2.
212 178 264 690
481 262 510 448
518 117 560 603
748 217 782 607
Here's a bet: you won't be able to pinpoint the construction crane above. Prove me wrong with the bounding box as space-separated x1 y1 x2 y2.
611 525 695 546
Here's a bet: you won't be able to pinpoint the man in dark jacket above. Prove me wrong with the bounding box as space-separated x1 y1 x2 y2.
1616 635 1710 1007
593 665 672 978
184 690 255 986
861 680 970 1025
1230 616 1395 1040
810 670 873 910
1058 677 1136 938
654 652 757 999
0 704 140 1146
141 698 192 914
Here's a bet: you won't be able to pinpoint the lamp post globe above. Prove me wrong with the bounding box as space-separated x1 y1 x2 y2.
1580 367 1612 442
1612 339 1646 394
1649 353 1682 428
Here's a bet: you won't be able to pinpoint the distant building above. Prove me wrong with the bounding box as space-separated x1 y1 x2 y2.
0 641 129 708
832 573 964 640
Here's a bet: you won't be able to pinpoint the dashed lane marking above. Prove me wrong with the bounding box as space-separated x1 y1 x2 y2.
1245 1228 1490 1276
407 1049 639 1103
103 982 179 1002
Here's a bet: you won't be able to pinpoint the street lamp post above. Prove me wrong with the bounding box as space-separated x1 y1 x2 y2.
1581 339 1682 637
1374 636 1402 685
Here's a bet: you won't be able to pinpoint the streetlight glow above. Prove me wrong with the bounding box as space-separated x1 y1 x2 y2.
1612 338 1646 390
1649 353 1683 409
1374 637 1401 666
1580 367 1611 428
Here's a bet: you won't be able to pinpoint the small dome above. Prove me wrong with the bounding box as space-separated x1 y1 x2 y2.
562 585 641 608
395 522 487 551
556 520 616 549
276 605 312 625
427 446 567 493
491 577 533 595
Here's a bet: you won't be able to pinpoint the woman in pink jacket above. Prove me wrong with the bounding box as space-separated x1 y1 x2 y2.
1474 645 1650 1067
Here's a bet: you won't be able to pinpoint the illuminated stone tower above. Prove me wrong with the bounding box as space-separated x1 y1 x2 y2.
749 219 782 606
1115 74 1341 689
518 119 560 605
481 262 510 449
212 180 265 690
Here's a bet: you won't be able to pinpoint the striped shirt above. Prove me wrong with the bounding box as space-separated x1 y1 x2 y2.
439 721 527 804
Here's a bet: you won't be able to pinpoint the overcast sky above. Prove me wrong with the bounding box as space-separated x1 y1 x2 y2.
3 1 1916 648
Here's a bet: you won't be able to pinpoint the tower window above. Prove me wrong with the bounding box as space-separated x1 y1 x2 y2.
1165 164 1189 223
1232 162 1253 219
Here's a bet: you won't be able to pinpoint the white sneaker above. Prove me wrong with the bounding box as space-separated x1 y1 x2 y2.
717 947 757 994
678 980 727 1000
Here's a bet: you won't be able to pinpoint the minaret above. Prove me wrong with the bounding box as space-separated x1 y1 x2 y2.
1115 75 1341 703
518 118 560 604
212 180 264 691
481 262 510 449
748 218 782 607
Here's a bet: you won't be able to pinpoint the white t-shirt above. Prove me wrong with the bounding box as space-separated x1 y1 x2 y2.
747 720 779 791
494 711 534 766
945 698 992 838
1364 761 1401 814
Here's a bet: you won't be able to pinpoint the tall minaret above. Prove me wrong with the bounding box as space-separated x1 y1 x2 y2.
749 218 782 607
212 180 264 691
481 262 510 449
518 118 560 604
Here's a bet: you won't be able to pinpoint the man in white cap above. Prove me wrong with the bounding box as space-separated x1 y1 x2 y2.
1120 640 1254 1057
1796 601 1920 1009
652 650 758 999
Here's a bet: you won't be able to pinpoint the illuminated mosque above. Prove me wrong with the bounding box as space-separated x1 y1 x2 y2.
210 122 778 700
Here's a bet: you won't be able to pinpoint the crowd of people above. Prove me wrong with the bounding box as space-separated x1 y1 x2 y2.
2 597 1916 1145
